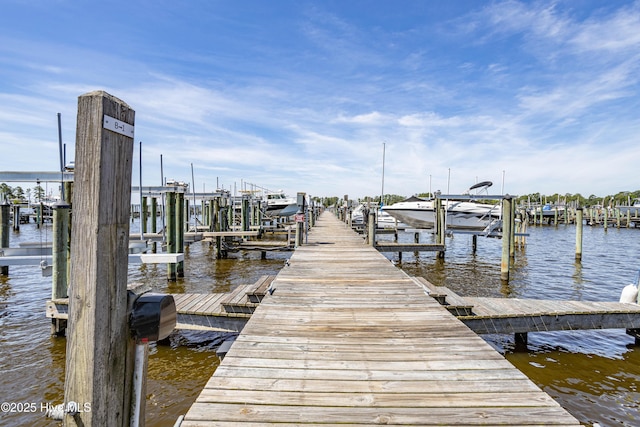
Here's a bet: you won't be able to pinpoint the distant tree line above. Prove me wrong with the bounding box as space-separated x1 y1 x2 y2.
0 183 44 204
514 190 640 208
6 183 637 209
345 190 640 208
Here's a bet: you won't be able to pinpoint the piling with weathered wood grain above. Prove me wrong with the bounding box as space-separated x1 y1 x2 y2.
368 210 376 246
166 191 177 280
177 192 185 277
52 202 70 300
575 208 584 261
63 91 136 427
214 197 222 259
0 203 9 275
12 204 20 231
501 195 513 282
51 202 70 336
151 197 158 253
141 196 148 238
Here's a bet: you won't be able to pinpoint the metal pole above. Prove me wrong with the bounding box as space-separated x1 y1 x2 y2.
130 340 148 427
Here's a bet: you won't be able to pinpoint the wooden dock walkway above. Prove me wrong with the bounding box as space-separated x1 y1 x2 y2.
181 212 581 426
46 275 275 332
413 277 640 340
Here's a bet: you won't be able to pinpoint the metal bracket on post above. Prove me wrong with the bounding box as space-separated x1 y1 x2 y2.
128 292 176 427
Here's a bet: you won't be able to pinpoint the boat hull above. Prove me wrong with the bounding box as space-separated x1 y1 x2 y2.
383 200 499 230
266 203 298 217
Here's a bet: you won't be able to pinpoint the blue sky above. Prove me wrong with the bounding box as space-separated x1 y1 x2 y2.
1 0 639 199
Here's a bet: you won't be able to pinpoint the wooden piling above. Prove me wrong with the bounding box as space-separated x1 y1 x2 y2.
52 202 71 300
509 200 516 259
12 204 20 231
51 202 70 335
177 192 185 277
501 196 513 282
368 211 376 246
436 200 445 259
151 197 158 253
214 197 222 259
0 203 9 275
166 192 177 280
64 181 74 205
141 196 148 238
242 196 249 232
575 207 583 262
63 90 135 427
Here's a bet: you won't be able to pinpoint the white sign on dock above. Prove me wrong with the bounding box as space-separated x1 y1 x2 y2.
103 114 135 138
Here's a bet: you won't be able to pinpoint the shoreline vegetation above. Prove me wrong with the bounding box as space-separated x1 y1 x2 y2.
2 182 639 208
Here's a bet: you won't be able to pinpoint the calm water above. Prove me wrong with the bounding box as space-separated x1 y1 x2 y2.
1 218 639 426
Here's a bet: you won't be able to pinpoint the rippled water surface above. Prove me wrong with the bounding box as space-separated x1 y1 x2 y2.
1 218 639 426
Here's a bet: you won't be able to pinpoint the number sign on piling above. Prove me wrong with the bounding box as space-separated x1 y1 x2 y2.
64 91 135 427
103 114 135 138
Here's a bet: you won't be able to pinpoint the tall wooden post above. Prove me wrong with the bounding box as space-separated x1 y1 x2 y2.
242 196 249 232
209 199 216 232
501 196 513 282
509 199 516 259
166 192 177 280
176 192 185 277
141 196 148 237
0 203 9 275
214 197 222 259
64 91 135 427
12 205 20 231
52 202 71 335
575 207 583 262
435 198 445 259
368 211 376 246
52 202 71 299
151 197 158 253
64 181 74 205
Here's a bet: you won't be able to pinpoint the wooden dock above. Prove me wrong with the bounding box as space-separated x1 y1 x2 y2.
181 211 581 426
46 275 275 333
413 277 640 339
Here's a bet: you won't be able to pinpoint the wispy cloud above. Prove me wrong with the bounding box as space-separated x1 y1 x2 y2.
1 1 639 198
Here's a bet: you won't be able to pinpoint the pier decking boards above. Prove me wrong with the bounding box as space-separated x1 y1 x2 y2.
46 276 274 332
412 277 640 336
181 212 581 426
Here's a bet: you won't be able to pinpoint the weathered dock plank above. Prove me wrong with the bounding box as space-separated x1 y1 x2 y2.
181 212 581 426
46 276 275 332
414 280 640 335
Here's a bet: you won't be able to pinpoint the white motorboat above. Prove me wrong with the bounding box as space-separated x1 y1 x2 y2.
351 204 403 227
263 191 298 217
619 199 640 216
382 182 501 230
529 203 566 218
